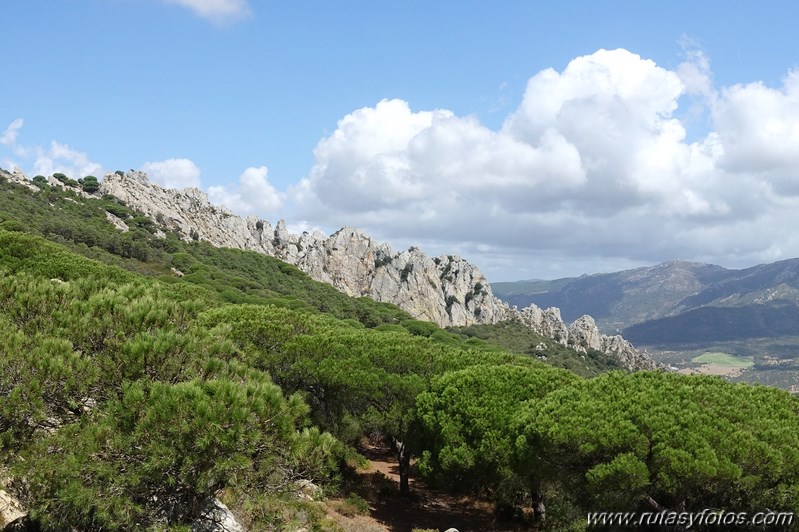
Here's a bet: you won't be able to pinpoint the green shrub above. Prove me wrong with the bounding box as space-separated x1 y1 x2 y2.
445 295 458 310
102 201 132 219
0 219 26 232
338 493 370 517
374 254 393 268
374 323 407 333
15 377 343 529
401 319 439 337
400 262 414 282
81 175 100 193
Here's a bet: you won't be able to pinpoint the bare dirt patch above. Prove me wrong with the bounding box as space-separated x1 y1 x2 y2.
329 443 530 532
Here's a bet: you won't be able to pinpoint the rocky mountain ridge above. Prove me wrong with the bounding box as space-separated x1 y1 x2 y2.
2 167 653 370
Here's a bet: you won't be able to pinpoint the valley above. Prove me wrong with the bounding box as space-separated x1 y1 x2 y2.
494 263 799 390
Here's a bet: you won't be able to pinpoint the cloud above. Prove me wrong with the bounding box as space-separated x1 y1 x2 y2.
293 48 799 280
1 118 30 159
139 161 283 217
0 119 23 147
208 166 284 216
141 158 201 189
294 98 586 220
0 119 104 179
712 70 799 193
161 0 251 23
33 141 103 179
676 36 715 99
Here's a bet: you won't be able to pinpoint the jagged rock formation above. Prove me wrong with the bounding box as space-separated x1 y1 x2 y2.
567 315 654 370
515 308 654 371
516 305 571 344
4 168 651 369
99 170 510 326
2 167 39 192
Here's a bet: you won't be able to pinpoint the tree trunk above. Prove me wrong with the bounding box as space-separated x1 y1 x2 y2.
531 478 546 524
644 494 668 512
394 438 412 497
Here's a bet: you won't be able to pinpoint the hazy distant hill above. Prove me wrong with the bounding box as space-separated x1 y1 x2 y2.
494 259 799 346
494 261 731 332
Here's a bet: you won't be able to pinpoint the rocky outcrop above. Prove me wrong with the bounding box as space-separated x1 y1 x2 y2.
0 167 97 199
0 167 38 192
567 315 656 370
192 499 244 532
0 488 25 527
600 333 657 371
95 170 654 370
99 171 509 327
568 315 604 351
105 211 130 232
516 305 571 345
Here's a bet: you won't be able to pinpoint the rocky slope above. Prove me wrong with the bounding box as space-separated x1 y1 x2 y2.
76 169 649 370
4 167 39 192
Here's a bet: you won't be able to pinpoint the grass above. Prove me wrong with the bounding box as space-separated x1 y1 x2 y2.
692 352 755 368
330 493 371 518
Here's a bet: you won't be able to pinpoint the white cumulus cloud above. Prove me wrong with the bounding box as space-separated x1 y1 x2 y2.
0 119 23 147
141 158 202 189
712 70 799 193
208 166 284 216
0 119 104 179
292 48 799 280
33 141 103 179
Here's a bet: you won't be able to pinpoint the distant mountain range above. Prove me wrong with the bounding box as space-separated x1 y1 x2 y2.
493 259 799 347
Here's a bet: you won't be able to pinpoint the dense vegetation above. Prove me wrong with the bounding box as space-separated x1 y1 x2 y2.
451 321 622 377
0 239 345 529
2 171 799 530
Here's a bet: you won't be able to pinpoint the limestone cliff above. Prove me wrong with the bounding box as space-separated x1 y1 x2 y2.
94 170 654 370
99 170 510 326
4 167 39 192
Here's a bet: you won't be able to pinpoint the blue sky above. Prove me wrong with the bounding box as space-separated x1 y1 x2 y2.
3 1 799 281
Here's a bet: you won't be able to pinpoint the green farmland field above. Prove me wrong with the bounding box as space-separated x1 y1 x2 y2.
692 352 755 368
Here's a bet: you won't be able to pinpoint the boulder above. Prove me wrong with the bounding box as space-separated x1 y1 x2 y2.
191 499 244 532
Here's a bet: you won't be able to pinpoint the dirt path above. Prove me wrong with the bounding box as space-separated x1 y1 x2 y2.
338 444 529 532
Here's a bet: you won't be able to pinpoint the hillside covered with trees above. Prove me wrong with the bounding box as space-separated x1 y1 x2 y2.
2 172 799 530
